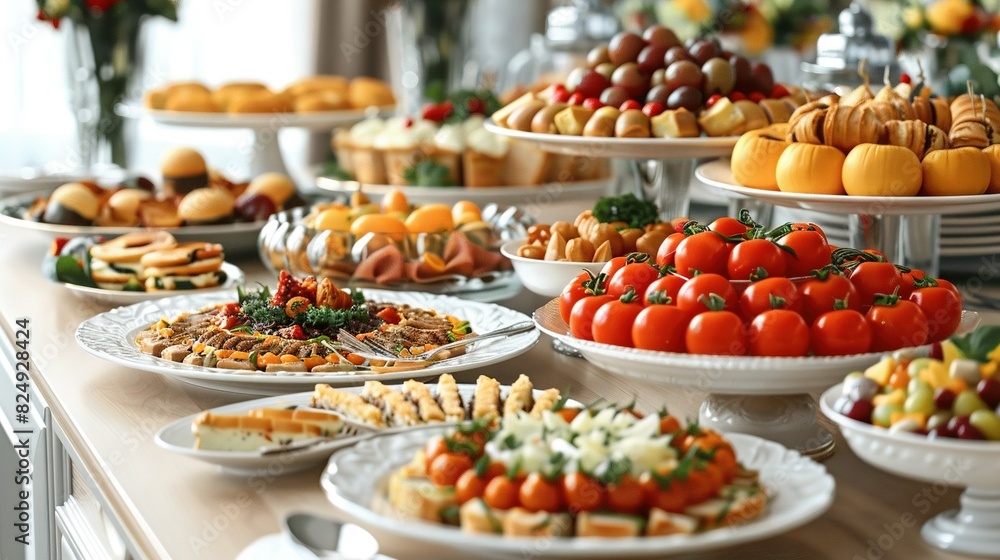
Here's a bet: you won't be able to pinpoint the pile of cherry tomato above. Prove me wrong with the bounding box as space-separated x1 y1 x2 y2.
558 213 964 357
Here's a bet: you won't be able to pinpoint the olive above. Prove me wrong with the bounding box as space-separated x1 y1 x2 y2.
643 25 680 49
608 32 646 65
729 54 754 93
600 86 631 108
587 45 611 68
667 85 703 112
611 62 647 99
645 84 672 106
594 62 616 80
688 39 722 65
664 46 693 67
649 68 666 87
637 44 668 74
664 60 702 91
576 69 611 99
702 57 736 96
751 62 775 94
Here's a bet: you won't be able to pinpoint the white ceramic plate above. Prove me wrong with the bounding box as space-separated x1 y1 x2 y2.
156 383 578 475
75 289 539 396
533 298 980 395
236 534 397 560
0 169 92 195
119 104 395 130
321 427 834 559
314 174 613 209
500 239 607 298
697 159 1000 216
60 262 245 306
0 191 265 255
484 121 737 159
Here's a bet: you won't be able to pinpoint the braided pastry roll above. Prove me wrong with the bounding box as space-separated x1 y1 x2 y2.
883 119 949 160
822 102 883 152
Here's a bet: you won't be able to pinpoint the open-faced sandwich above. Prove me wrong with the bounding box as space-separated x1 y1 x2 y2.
310 373 563 429
387 405 766 537
135 271 474 373
193 407 344 451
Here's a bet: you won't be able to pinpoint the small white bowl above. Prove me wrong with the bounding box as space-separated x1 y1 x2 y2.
500 239 608 297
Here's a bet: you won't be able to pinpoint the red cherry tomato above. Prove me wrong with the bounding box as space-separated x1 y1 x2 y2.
747 309 810 357
559 271 593 324
606 475 645 514
570 294 616 341
727 239 787 281
898 268 927 299
600 256 629 281
643 275 687 306
849 262 904 309
686 310 747 355
674 231 731 277
738 277 801 321
632 304 692 352
519 473 564 513
592 290 645 347
563 472 606 512
608 262 660 298
777 229 830 277
676 273 738 313
909 286 962 343
708 217 749 239
798 268 861 324
934 278 962 300
810 309 872 356
655 232 687 267
866 298 929 352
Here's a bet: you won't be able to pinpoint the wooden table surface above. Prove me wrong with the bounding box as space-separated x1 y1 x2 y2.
1 223 994 560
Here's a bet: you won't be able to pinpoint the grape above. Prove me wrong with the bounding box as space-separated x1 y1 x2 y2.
904 391 935 415
933 387 957 410
587 45 610 68
927 425 954 439
645 85 671 106
872 403 903 428
889 418 921 433
969 410 1000 440
666 86 702 112
594 62 616 80
599 86 630 109
926 411 952 431
663 46 693 67
845 376 879 401
701 58 735 96
976 378 1000 409
664 60 702 90
907 378 932 396
729 55 753 93
643 25 680 49
907 357 934 378
608 32 646 65
751 62 775 94
576 70 611 99
637 44 668 74
843 399 875 423
566 67 585 92
957 423 986 440
953 389 989 417
688 39 721 65
650 68 666 87
611 62 647 99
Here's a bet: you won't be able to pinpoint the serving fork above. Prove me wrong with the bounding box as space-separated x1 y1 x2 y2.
336 321 535 363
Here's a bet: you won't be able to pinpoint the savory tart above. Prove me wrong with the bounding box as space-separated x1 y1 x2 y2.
193 407 344 451
387 405 766 537
135 271 474 373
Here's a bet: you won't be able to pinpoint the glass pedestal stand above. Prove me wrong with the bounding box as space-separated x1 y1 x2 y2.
700 394 835 460
851 214 941 277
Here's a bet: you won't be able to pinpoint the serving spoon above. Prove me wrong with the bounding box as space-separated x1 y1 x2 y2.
283 512 379 560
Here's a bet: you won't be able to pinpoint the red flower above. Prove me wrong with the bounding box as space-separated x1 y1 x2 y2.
84 0 123 13
36 8 61 29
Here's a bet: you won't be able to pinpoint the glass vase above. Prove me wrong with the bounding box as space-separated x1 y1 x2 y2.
64 13 143 171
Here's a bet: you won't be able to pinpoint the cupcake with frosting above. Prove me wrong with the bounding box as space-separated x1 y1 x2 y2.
375 117 437 186
462 119 510 187
425 121 465 184
346 117 388 184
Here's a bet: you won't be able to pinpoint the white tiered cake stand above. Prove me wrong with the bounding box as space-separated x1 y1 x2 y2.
120 105 393 176
696 158 1000 277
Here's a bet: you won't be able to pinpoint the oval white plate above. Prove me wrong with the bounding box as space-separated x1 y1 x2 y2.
75 290 539 396
484 121 737 159
321 427 834 558
314 174 612 209
236 533 397 560
61 261 245 306
119 104 395 130
0 191 265 255
500 239 606 298
156 384 578 475
697 159 1000 216
533 298 981 395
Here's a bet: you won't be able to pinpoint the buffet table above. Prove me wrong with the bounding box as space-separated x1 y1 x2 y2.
0 223 993 560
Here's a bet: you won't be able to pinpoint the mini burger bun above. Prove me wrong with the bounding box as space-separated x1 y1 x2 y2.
43 182 101 225
246 172 296 207
107 189 152 225
284 75 349 98
177 188 235 224
348 77 395 109
211 82 270 112
227 90 293 114
161 147 208 178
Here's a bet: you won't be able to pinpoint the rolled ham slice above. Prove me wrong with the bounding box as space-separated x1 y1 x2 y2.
443 232 505 277
352 244 406 284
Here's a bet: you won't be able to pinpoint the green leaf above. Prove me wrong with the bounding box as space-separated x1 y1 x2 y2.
591 194 659 229
950 326 1000 362
403 160 455 187
55 256 98 288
